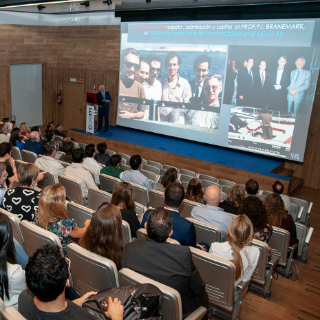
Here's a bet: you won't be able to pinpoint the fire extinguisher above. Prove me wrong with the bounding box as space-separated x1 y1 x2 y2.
57 92 62 105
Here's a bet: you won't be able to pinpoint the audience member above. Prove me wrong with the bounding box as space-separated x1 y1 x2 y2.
30 126 44 143
0 214 26 308
5 122 13 135
123 207 208 319
185 178 206 204
35 141 65 183
1 163 45 221
264 193 298 246
120 154 152 191
100 154 123 179
0 124 9 143
55 124 66 138
141 182 197 246
191 186 233 241
239 196 273 244
209 215 260 286
45 129 55 142
0 163 8 202
19 122 30 138
35 184 90 257
152 167 177 192
24 131 44 155
0 142 18 187
83 144 102 185
11 121 17 129
110 182 141 238
245 179 259 195
9 128 25 151
272 180 291 212
44 121 55 133
79 203 124 270
18 245 99 319
94 142 110 166
59 140 74 163
64 148 98 199
219 184 245 215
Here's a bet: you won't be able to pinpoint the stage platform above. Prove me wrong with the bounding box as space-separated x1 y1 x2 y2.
69 125 292 194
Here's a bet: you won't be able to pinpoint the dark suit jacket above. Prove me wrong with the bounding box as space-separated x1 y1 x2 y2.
54 130 65 138
141 209 196 247
189 79 205 104
24 140 43 155
122 240 205 317
269 68 290 98
237 67 255 106
97 91 112 109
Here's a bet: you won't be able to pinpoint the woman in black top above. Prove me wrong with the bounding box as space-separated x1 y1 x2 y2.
111 182 140 238
219 184 245 215
0 142 18 187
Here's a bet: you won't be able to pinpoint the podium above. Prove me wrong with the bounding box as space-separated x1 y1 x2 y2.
86 104 98 133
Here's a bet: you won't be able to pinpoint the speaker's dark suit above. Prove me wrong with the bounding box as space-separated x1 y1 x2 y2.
141 209 196 247
122 240 207 318
254 71 271 109
237 67 255 107
97 91 112 132
189 79 205 104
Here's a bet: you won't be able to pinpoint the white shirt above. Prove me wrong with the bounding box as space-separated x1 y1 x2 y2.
209 242 260 286
83 157 102 185
35 156 65 183
276 68 284 86
0 134 9 143
144 80 162 101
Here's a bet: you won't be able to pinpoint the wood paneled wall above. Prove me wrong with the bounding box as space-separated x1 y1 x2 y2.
0 23 319 189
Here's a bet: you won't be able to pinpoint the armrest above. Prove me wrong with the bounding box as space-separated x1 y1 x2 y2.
267 255 280 268
297 207 304 219
288 243 298 259
185 306 207 320
236 280 250 295
307 202 313 213
305 227 314 243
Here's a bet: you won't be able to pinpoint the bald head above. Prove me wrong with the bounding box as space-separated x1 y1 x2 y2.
29 131 40 142
204 186 221 206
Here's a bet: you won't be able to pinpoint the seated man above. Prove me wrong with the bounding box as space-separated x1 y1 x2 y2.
123 207 208 319
55 124 66 138
82 144 102 185
191 186 233 241
120 154 152 191
94 142 110 166
24 131 44 155
35 141 65 183
30 126 44 143
141 182 196 247
272 180 291 212
100 154 123 179
245 178 264 200
64 148 98 199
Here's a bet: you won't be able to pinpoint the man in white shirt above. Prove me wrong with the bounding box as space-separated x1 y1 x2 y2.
0 124 9 143
35 142 65 183
64 149 98 199
82 144 102 186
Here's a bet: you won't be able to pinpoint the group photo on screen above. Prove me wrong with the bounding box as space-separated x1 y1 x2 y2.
224 46 319 155
117 45 227 133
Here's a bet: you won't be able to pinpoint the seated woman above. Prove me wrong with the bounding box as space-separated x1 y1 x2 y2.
9 128 25 151
185 178 206 205
153 168 177 193
209 214 260 286
0 142 18 188
111 182 141 238
35 184 90 257
0 214 26 308
59 140 74 164
264 193 298 247
79 203 124 270
219 184 245 215
1 163 45 221
0 163 8 203
19 122 30 139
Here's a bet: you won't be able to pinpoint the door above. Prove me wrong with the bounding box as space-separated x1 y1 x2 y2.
64 83 85 130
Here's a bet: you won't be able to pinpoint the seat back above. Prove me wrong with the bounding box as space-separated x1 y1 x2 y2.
261 190 272 196
120 158 127 165
66 243 119 296
54 135 64 142
99 174 121 191
140 169 157 183
20 220 63 257
149 189 164 208
146 160 162 169
21 150 37 163
295 222 307 257
36 168 56 189
59 160 70 168
136 228 180 245
179 169 196 177
181 181 189 191
201 180 221 190
217 179 236 188
221 191 227 202
268 226 290 266
251 239 268 285
122 220 132 244
79 143 88 149
58 175 83 205
289 203 298 221
142 164 161 175
0 208 25 251
289 197 309 223
107 150 116 156
120 164 131 171
119 268 182 320
179 199 204 219
11 146 22 161
162 164 179 172
186 217 222 244
87 188 112 211
67 202 94 227
14 159 28 170
179 174 193 183
135 202 147 217
1 307 27 320
198 174 218 183
131 183 149 207
221 185 231 194
118 153 130 162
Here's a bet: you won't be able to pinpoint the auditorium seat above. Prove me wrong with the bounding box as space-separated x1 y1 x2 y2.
134 202 147 221
137 228 180 245
1 307 26 320
140 169 157 183
87 188 112 211
11 146 22 161
14 159 28 170
118 153 130 162
21 150 37 163
198 174 218 183
120 164 131 171
141 158 147 165
79 142 87 149
179 199 204 219
162 164 179 172
160 168 168 175
190 247 249 320
59 160 70 168
142 164 161 175
67 201 94 227
181 180 189 191
186 217 222 244
107 150 116 157
250 239 279 297
146 160 162 169
58 174 84 206
66 243 119 296
99 174 121 191
54 135 63 143
221 191 227 202
295 222 313 263
179 174 194 183
122 220 132 244
180 169 197 177
261 190 273 197
36 167 56 189
119 268 206 320
20 220 63 257
0 208 26 252
130 183 149 207
120 158 127 165
201 180 221 191
290 197 312 226
217 179 236 188
40 133 46 141
289 203 299 221
149 189 164 208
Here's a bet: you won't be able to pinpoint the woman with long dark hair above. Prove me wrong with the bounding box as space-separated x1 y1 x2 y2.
9 128 25 150
219 184 245 215
185 178 206 204
153 168 177 192
79 203 124 270
0 214 26 307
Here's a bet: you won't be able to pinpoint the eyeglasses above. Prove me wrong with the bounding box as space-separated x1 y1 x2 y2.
125 61 139 70
65 257 71 274
150 67 161 73
204 85 220 92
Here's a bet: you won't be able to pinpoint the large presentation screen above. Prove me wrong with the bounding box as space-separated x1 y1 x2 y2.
116 19 320 162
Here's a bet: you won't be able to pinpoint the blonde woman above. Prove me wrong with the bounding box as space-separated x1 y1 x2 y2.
35 184 90 256
209 215 260 285
19 122 30 139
